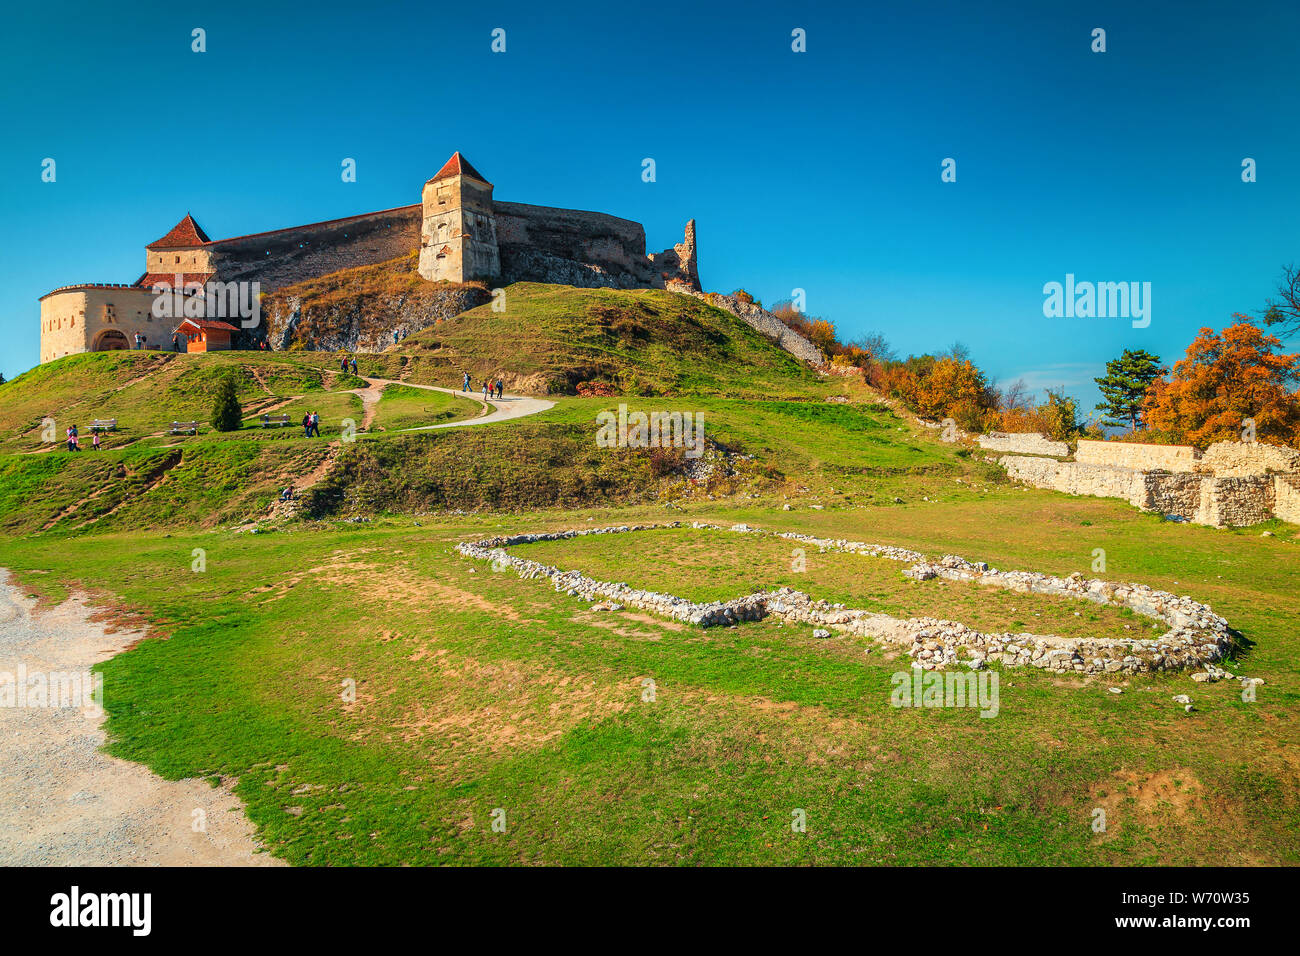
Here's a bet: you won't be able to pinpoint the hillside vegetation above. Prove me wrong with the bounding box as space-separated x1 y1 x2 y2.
397 281 831 398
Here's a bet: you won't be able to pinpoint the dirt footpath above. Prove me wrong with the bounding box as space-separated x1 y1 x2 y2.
0 575 282 866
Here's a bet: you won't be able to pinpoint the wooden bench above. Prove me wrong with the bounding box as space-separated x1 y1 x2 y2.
169 421 199 435
88 419 117 433
260 413 292 428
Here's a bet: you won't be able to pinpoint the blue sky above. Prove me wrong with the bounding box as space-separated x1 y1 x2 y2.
2 0 1297 415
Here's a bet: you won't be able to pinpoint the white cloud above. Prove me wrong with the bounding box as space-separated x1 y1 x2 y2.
1003 362 1101 394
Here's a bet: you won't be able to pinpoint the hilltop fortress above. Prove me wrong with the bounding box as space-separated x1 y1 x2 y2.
39 152 701 364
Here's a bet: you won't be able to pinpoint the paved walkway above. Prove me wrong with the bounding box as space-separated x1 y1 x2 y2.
357 376 554 431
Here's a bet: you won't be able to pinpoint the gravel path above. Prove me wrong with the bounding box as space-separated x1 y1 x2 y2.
0 576 282 866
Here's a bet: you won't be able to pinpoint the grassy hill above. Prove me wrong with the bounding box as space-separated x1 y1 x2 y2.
0 272 894 532
263 254 833 398
394 281 831 398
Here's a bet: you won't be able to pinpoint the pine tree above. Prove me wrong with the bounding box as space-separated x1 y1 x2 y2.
210 373 243 432
1094 349 1164 431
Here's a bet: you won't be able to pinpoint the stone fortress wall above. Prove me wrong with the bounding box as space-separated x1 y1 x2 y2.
37 152 705 363
39 285 159 363
993 435 1300 528
208 206 423 293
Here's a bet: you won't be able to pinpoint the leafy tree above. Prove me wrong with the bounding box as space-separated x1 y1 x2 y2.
210 373 243 432
1039 388 1082 442
1143 318 1300 446
807 318 837 355
1094 348 1165 431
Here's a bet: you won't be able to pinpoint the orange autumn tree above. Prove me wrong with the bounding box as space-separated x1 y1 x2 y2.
1142 317 1300 446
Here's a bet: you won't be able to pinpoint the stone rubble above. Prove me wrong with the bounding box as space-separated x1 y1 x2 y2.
456 521 1235 677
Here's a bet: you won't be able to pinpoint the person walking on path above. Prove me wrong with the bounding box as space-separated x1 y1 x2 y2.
483 381 490 403
92 431 101 451
302 413 311 438
350 357 358 375
495 378 504 400
462 372 470 392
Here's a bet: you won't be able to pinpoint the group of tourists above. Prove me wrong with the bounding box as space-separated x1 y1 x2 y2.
133 332 150 350
302 412 321 437
462 373 504 400
340 356 359 375
63 425 103 452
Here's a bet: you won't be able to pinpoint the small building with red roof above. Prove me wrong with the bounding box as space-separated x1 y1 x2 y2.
174 317 238 353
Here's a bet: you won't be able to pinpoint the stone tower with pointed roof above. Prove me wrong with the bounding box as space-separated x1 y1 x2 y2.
419 152 500 283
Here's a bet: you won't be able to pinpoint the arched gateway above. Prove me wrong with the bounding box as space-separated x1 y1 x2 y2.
92 329 130 351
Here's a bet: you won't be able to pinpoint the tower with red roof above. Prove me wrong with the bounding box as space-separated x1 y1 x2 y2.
418 152 500 283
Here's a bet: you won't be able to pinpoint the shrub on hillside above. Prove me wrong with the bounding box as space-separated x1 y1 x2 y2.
210 373 243 432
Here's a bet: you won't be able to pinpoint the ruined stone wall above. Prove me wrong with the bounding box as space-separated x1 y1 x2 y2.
1274 475 1300 524
1141 473 1203 517
671 289 825 366
1001 452 1289 528
209 205 422 293
999 456 1147 505
1200 441 1300 476
1075 439 1201 472
1198 476 1275 527
977 432 1068 456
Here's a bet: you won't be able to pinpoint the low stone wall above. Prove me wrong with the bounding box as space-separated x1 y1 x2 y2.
977 432 1069 457
457 522 1233 676
1075 439 1201 472
1000 456 1147 506
1001 440 1300 528
1201 441 1300 477
1274 475 1300 524
1142 473 1203 517
1199 476 1275 528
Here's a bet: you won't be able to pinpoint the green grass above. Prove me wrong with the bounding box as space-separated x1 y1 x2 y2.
0 494 1295 865
0 350 366 453
371 384 481 431
392 281 844 398
509 525 1153 641
3 275 1297 867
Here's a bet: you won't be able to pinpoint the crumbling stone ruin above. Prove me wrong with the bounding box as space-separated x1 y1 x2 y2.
457 522 1235 677
995 437 1300 528
977 432 1069 456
